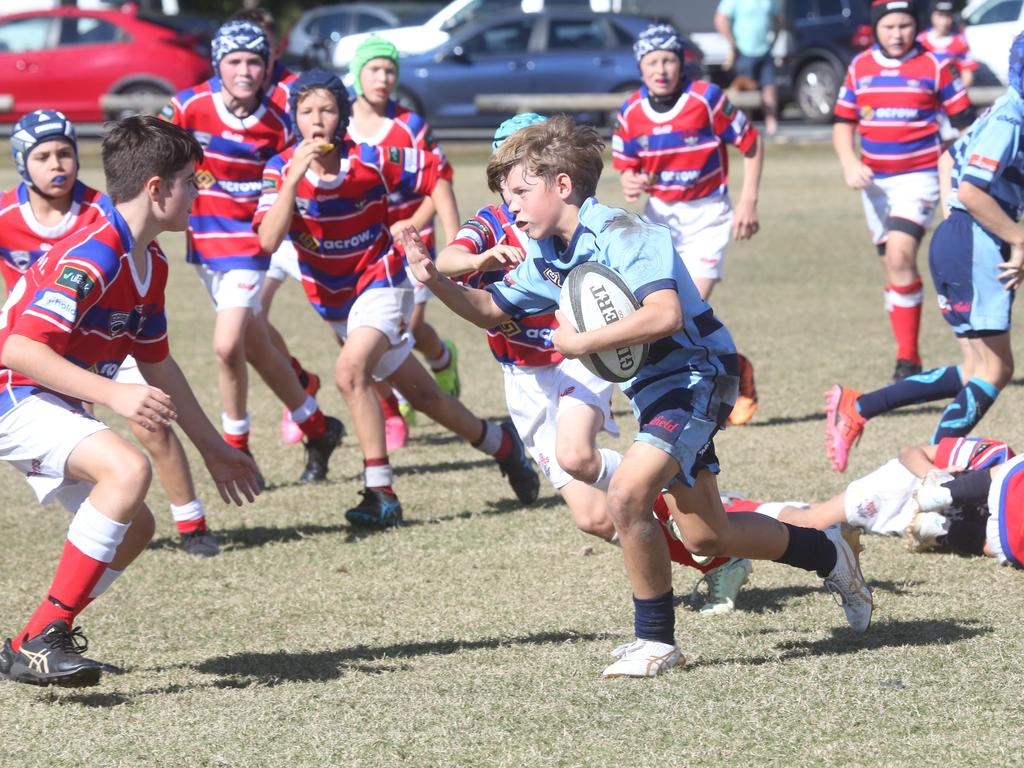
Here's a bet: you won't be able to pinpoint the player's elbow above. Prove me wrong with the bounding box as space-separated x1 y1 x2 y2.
258 228 283 256
0 334 28 372
661 304 684 335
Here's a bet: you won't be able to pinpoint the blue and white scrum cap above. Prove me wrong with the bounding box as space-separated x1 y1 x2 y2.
211 19 269 70
10 109 77 185
633 23 685 64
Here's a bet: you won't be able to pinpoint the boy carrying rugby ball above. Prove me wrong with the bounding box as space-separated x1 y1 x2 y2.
402 115 873 678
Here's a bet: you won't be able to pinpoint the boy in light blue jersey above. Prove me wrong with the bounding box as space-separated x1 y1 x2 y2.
401 115 872 678
825 33 1024 473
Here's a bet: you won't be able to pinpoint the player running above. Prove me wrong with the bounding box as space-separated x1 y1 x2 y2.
613 23 763 425
163 20 344 485
826 33 1024 473
436 112 752 615
404 115 872 679
0 116 259 687
832 0 972 383
1 110 220 557
253 70 539 527
918 0 978 89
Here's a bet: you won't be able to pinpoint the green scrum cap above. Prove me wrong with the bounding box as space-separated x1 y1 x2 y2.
351 35 400 97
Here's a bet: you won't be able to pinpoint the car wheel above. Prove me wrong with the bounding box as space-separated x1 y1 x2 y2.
793 60 841 123
107 83 172 121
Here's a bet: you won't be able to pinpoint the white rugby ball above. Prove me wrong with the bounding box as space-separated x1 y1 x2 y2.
558 262 648 383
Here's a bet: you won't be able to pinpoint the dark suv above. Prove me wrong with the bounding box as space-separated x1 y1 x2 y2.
782 0 874 121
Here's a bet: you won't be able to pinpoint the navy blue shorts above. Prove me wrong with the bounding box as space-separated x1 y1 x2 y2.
928 209 1014 337
734 54 776 87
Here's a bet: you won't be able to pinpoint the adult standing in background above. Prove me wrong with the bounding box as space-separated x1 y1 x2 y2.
715 0 785 136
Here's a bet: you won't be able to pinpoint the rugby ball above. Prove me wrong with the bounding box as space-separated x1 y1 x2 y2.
558 262 648 383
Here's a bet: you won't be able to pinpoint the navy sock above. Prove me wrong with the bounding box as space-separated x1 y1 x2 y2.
932 377 999 443
774 524 837 577
857 365 962 420
633 590 675 645
942 468 993 507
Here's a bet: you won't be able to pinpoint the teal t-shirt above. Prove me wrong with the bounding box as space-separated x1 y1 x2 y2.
717 0 781 57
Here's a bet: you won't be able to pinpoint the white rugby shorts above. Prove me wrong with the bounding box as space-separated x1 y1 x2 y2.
860 171 939 246
503 357 618 489
266 239 302 283
329 287 415 380
843 457 920 535
195 265 265 313
645 195 732 282
0 391 107 511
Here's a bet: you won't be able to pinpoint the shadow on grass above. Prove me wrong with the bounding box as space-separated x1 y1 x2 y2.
194 629 611 687
149 522 350 552
689 617 992 669
679 579 921 614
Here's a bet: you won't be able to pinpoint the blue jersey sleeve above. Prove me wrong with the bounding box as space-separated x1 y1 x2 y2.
958 110 1022 192
485 256 560 319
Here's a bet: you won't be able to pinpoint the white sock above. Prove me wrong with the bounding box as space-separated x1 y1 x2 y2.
88 568 124 599
428 344 451 371
67 500 130 564
170 499 205 524
222 413 250 435
474 420 504 456
590 449 622 492
290 394 318 424
364 463 394 488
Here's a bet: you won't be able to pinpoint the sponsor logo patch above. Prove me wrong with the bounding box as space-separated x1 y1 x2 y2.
968 153 999 173
388 147 401 164
33 290 76 322
195 169 217 189
55 266 95 300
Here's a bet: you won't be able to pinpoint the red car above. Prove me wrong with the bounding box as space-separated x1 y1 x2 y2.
0 6 212 123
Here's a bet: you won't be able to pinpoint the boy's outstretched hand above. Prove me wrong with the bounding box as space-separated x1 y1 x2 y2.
203 441 262 506
398 225 438 284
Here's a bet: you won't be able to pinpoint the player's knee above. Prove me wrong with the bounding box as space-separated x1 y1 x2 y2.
99 446 152 504
334 357 371 397
556 443 600 483
404 379 446 414
605 480 649 527
212 335 244 367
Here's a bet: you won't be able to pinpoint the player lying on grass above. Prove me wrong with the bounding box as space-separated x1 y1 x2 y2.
826 31 1024 473
731 436 1012 557
402 114 872 679
0 116 260 688
2 110 222 557
436 112 752 615
253 70 539 528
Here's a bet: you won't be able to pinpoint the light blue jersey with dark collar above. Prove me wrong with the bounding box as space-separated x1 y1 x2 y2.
486 197 738 425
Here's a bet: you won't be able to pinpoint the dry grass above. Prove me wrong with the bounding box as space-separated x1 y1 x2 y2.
0 140 1022 767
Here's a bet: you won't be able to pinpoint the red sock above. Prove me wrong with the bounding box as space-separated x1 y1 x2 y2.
14 540 108 650
380 394 401 419
886 279 923 365
175 517 207 535
652 494 729 573
493 424 513 461
298 409 327 440
224 431 249 452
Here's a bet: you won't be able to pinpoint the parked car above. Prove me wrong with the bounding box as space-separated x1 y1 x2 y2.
285 5 401 69
0 6 211 123
962 0 1023 85
386 11 701 129
776 0 876 122
331 0 605 69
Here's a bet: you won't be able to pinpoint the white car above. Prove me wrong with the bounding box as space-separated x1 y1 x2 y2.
962 0 1023 85
330 0 617 69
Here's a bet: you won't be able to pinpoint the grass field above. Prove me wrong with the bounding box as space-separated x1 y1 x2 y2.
1 138 1023 767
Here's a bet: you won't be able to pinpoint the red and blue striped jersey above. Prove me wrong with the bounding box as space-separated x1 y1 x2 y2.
834 44 970 176
450 202 561 367
0 180 113 294
254 141 442 321
0 207 169 417
917 29 978 72
268 61 299 113
934 436 1014 472
612 81 758 203
346 101 453 256
163 79 293 271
